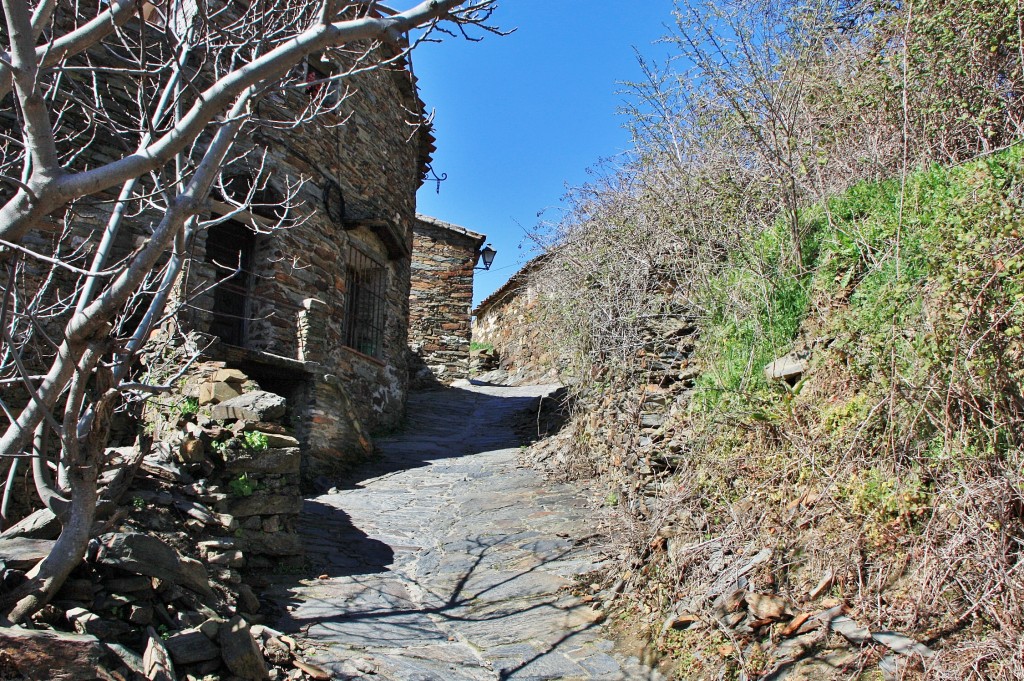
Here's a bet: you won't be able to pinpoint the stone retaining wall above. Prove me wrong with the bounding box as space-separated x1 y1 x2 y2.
471 255 559 385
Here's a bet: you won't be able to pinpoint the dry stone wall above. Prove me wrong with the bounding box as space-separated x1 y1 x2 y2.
0 361 332 680
154 361 306 568
471 258 559 385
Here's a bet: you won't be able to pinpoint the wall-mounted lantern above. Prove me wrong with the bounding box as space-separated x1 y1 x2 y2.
475 243 497 271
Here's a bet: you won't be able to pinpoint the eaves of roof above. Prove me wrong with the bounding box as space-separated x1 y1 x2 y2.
415 213 487 247
472 252 551 317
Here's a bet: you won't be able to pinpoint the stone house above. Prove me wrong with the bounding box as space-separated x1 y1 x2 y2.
471 254 559 385
173 51 436 479
6 6 443 482
408 215 487 384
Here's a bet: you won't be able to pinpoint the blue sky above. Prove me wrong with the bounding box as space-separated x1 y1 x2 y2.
403 1 679 306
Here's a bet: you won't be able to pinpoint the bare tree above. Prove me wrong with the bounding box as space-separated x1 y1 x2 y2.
0 0 499 623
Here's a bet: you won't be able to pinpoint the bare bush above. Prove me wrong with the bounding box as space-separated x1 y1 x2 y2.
521 0 1024 677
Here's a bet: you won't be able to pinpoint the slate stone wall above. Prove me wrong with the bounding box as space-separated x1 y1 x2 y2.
472 258 559 385
408 215 485 384
2 40 432 481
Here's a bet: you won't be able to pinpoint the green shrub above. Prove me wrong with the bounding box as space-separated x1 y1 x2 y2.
242 430 268 452
228 473 256 497
691 219 810 411
169 397 200 418
693 147 1024 459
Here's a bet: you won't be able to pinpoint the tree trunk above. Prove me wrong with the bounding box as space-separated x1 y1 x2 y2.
3 460 98 624
3 387 115 624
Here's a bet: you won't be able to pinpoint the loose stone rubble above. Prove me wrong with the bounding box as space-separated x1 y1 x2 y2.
0 362 324 680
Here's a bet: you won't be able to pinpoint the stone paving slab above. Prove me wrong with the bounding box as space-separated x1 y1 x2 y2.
272 383 661 680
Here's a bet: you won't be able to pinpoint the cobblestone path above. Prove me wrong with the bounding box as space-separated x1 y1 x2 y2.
273 383 661 680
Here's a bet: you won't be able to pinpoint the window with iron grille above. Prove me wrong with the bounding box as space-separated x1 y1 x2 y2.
343 245 387 358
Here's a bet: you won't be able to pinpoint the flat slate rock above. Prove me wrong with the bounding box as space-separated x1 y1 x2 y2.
765 351 809 381
260 432 300 448
0 626 112 681
0 508 60 540
211 391 286 422
144 627 176 681
219 493 302 518
0 537 55 569
165 629 221 665
96 532 214 601
220 616 269 680
224 447 300 476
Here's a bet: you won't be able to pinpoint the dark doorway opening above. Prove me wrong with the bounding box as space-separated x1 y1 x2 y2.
229 358 311 448
206 220 256 347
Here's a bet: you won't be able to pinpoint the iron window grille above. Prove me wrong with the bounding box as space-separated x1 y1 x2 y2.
343 245 387 358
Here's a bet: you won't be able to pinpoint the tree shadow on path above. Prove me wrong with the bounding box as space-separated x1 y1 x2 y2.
274 534 636 679
267 383 659 679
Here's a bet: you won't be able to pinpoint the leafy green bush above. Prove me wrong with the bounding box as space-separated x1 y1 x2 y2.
210 431 269 459
242 430 268 452
228 473 256 497
170 397 199 418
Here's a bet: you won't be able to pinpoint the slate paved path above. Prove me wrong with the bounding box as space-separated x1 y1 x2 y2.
272 383 661 680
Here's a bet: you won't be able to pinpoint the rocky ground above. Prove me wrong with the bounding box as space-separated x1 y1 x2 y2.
0 363 320 681
269 382 661 681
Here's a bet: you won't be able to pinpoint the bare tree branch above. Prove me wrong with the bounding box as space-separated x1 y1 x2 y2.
0 0 500 624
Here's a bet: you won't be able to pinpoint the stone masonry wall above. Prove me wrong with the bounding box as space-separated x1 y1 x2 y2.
184 56 422 428
175 51 427 479
472 261 559 385
409 215 485 384
1 36 430 483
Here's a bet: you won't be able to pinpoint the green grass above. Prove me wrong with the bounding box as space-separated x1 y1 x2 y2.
691 218 811 410
692 145 1024 452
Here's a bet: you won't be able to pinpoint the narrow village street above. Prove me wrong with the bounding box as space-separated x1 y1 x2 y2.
272 383 660 680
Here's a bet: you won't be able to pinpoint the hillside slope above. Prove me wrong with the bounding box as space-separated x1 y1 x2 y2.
524 147 1024 679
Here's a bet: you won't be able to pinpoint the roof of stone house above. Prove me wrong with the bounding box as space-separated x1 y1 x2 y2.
472 252 551 317
414 214 486 246
403 68 436 182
